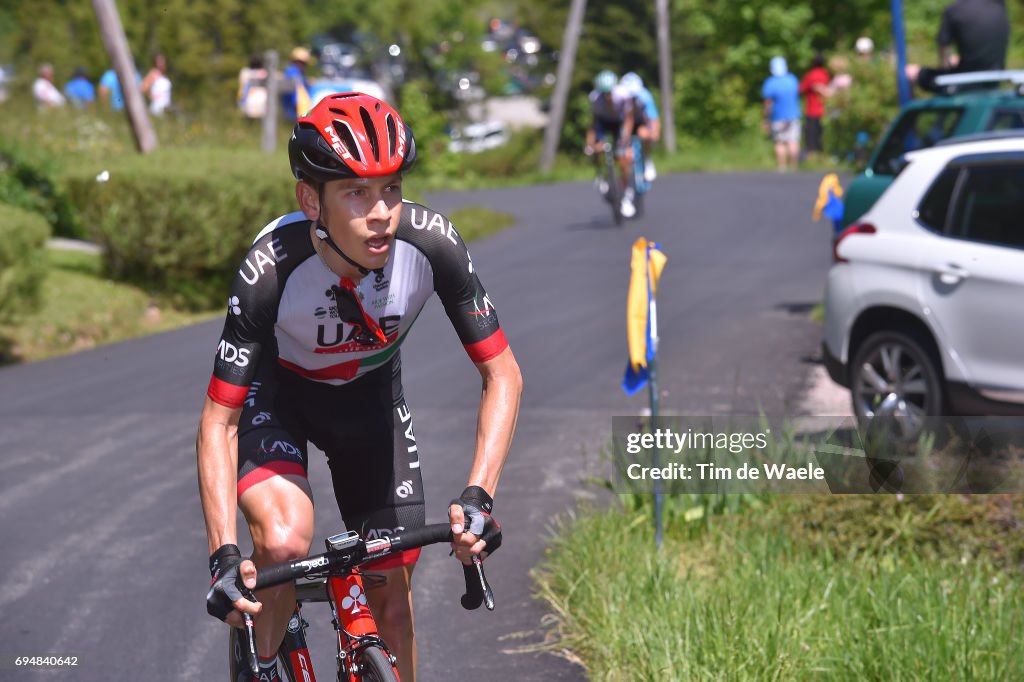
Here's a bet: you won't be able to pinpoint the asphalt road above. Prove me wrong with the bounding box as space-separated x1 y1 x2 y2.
0 171 833 681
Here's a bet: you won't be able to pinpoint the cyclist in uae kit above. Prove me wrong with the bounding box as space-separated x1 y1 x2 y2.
198 92 523 682
584 69 635 217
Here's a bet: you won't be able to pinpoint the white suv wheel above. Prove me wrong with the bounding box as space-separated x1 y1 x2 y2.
850 331 943 439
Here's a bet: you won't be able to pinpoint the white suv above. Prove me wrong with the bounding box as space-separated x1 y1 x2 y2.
822 133 1024 429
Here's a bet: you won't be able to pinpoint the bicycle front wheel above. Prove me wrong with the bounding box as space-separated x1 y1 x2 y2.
605 155 622 226
355 646 398 682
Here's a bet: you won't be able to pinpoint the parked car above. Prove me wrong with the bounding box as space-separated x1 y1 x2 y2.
823 132 1024 434
842 70 1024 229
447 120 509 153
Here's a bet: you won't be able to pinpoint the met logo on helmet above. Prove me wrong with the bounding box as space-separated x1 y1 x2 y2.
326 125 354 161
396 123 406 158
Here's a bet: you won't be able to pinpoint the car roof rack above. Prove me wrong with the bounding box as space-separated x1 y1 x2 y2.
933 69 1024 93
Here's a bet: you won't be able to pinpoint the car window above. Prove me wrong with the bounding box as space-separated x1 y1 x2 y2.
916 167 961 232
987 109 1024 131
873 107 964 175
947 164 1024 249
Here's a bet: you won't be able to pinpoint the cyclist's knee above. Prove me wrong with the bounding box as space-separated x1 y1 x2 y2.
367 567 414 630
252 527 312 566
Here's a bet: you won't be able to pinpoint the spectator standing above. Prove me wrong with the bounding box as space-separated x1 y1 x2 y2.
908 0 1009 92
238 53 269 120
141 53 172 115
799 52 830 162
282 47 314 121
64 67 95 108
99 67 140 111
33 63 66 109
761 56 801 172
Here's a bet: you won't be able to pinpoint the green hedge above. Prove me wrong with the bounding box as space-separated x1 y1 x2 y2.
0 136 81 239
63 148 296 310
0 203 50 320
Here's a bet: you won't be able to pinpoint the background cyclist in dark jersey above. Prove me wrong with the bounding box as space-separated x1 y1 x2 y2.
199 92 523 682
584 69 635 216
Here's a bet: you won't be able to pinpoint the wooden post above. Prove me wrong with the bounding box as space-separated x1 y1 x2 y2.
656 0 676 153
539 0 587 173
262 50 279 153
91 0 156 153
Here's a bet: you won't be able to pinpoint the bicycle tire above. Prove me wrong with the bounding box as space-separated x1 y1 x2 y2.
355 645 399 682
605 153 622 226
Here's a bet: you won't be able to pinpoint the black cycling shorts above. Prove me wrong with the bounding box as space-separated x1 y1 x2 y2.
237 354 425 568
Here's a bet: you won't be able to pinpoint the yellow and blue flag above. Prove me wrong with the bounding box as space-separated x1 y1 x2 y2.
813 173 845 235
623 238 666 395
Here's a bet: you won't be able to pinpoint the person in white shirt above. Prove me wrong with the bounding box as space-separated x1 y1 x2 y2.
142 53 172 115
33 64 66 109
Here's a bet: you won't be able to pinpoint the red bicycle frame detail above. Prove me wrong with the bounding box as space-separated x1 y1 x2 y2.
287 647 316 682
328 570 400 681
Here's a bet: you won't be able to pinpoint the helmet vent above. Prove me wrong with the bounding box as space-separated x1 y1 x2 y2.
332 120 362 163
359 106 380 162
386 114 397 157
329 107 351 118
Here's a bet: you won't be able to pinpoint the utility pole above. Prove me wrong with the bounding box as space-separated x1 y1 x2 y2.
540 0 587 173
92 0 156 153
655 0 676 153
262 49 279 153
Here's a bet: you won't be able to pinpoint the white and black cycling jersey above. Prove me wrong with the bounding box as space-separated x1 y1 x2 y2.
589 87 633 126
207 200 506 408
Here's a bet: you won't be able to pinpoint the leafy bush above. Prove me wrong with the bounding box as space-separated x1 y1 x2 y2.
456 130 543 179
823 57 902 168
0 136 81 239
62 147 295 310
0 203 50 320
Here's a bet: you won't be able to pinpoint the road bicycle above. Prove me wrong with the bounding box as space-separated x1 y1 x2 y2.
228 523 493 682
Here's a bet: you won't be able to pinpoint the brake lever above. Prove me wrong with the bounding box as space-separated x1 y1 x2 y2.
460 555 495 611
240 586 260 675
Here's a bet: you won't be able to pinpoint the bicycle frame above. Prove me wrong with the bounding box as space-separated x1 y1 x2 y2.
328 571 397 681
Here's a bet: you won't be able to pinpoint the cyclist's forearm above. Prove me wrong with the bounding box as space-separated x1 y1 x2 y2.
468 346 522 496
197 399 242 552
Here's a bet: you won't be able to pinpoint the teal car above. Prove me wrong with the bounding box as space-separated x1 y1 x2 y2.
841 71 1024 228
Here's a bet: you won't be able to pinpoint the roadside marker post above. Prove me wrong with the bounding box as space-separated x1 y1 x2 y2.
623 238 667 548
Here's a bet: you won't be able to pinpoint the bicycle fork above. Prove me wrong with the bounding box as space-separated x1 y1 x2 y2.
328 571 398 681
278 604 316 682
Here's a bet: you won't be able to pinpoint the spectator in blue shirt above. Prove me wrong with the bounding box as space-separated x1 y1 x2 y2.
761 56 802 171
98 67 141 111
64 67 95 109
281 47 314 121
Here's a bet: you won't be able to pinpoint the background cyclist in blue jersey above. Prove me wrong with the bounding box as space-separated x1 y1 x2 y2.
199 92 523 682
619 72 660 182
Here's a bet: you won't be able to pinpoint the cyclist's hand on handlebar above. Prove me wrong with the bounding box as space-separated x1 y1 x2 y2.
583 144 595 157
206 544 262 627
448 486 502 564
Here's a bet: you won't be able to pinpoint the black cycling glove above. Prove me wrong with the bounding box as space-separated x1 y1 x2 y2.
206 543 247 621
450 486 502 554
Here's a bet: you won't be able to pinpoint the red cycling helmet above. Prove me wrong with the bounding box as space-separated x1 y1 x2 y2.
289 92 417 183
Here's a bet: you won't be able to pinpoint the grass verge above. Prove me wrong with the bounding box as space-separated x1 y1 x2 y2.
0 204 514 365
0 248 218 364
534 494 1024 681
